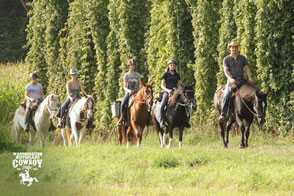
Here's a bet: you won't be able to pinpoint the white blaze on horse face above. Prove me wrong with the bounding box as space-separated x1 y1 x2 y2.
87 100 93 119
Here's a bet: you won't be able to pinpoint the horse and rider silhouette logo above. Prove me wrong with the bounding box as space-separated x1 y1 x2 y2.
19 170 38 187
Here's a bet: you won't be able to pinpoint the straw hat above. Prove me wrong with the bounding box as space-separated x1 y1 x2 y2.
227 41 239 51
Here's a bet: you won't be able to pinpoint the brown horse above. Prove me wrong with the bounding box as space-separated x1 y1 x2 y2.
117 82 153 147
214 80 267 148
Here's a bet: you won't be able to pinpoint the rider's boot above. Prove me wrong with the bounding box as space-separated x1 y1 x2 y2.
49 119 56 131
57 118 64 128
219 107 228 122
86 119 96 129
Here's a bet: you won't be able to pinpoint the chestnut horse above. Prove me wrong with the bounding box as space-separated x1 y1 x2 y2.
214 80 267 148
117 82 153 147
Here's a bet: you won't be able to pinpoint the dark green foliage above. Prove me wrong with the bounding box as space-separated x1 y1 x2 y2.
147 0 194 92
0 0 28 62
216 0 237 86
255 0 294 133
188 0 221 120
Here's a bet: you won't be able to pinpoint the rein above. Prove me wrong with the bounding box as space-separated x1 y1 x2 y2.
238 93 258 118
73 97 93 122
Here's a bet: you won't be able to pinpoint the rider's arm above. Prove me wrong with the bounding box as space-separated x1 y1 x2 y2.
25 90 33 101
177 79 181 89
79 82 87 96
139 77 143 89
244 65 253 83
123 79 132 94
66 82 73 100
40 89 45 100
224 67 234 82
161 79 171 93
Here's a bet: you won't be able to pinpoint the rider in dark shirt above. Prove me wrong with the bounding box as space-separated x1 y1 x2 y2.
159 59 181 128
219 41 253 122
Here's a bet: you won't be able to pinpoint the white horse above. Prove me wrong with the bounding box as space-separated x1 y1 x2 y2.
61 93 94 148
11 94 58 147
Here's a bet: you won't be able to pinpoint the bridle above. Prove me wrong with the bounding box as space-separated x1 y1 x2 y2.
46 95 58 118
178 89 195 107
141 86 153 111
74 96 94 121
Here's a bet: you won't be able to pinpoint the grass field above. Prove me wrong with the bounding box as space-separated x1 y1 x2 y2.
1 126 294 195
1 62 294 195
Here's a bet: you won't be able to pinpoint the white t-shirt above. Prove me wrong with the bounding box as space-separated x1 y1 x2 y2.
25 83 43 100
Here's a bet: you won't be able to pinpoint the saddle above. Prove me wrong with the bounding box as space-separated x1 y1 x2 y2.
154 91 174 105
21 99 42 131
56 97 81 128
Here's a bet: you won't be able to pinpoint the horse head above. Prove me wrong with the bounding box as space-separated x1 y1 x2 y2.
83 93 95 119
46 94 58 119
254 91 267 124
141 81 154 111
173 84 196 111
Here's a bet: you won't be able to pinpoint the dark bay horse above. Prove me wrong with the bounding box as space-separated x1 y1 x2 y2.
214 81 267 148
117 82 153 147
152 85 197 148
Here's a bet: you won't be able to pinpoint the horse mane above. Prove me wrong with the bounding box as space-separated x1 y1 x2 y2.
133 86 145 102
169 86 184 106
237 83 258 101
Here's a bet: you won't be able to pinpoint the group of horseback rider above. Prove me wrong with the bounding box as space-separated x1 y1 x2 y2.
24 41 252 131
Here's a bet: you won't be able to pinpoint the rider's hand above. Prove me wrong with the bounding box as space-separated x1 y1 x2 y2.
230 78 236 83
70 97 74 102
248 79 253 84
168 89 172 94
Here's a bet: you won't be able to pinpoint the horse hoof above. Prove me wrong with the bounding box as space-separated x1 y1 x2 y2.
222 145 228 149
239 144 245 148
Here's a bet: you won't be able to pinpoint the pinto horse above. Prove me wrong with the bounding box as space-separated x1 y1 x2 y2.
12 94 58 147
117 82 153 147
214 81 267 148
61 93 94 148
152 85 197 148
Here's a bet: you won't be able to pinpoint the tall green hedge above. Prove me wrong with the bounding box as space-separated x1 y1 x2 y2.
188 0 221 120
22 0 293 134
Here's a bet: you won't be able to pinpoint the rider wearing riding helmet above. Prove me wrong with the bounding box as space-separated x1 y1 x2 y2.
57 69 90 128
159 59 182 128
25 73 55 132
117 59 143 126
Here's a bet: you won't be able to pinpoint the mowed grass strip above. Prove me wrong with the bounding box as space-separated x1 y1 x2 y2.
0 131 294 195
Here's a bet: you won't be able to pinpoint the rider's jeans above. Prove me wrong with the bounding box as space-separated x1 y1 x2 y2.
120 92 130 116
159 91 169 122
60 98 71 119
221 81 231 114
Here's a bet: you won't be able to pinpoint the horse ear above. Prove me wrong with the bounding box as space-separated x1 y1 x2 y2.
83 92 88 97
91 92 95 97
142 82 145 87
150 81 154 86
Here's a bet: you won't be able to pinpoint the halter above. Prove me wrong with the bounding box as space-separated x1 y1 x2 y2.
46 95 58 117
74 96 94 121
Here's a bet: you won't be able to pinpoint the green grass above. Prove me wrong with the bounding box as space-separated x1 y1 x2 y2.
0 129 294 195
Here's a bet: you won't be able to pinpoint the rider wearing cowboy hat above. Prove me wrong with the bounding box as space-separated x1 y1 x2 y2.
219 41 253 122
57 69 89 128
25 73 55 132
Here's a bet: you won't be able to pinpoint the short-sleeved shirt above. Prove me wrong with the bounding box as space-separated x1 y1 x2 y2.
161 71 181 90
124 71 142 91
25 83 43 100
223 55 248 78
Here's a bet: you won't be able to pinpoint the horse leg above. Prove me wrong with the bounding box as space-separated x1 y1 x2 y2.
131 122 141 148
78 127 86 145
225 119 234 147
219 121 226 148
139 125 145 146
61 128 68 148
117 126 122 145
126 125 133 147
167 125 174 148
245 120 252 147
29 130 36 146
235 116 245 148
71 125 79 146
179 125 184 148
38 128 47 148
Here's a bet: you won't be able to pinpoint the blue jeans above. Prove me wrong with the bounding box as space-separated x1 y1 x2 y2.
221 81 231 114
60 98 71 119
120 93 130 117
159 92 169 122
